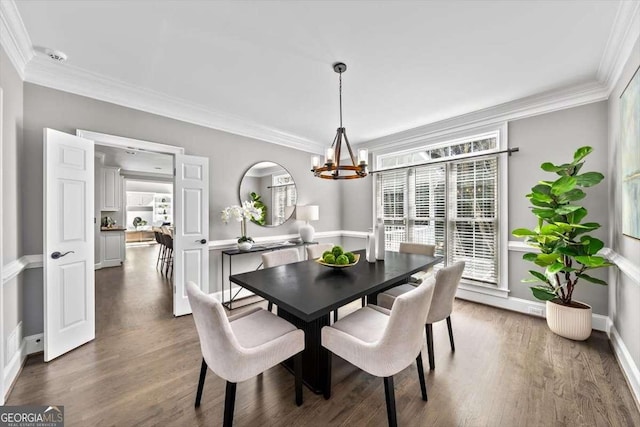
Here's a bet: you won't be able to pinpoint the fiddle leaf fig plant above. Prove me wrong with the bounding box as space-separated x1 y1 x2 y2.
512 146 612 306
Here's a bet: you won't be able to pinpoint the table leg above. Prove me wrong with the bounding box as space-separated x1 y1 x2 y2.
278 308 330 394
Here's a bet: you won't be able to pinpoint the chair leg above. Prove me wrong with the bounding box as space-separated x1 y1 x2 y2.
446 316 455 352
268 301 273 312
383 376 398 427
333 310 338 323
195 358 207 408
416 353 428 401
425 323 435 370
223 381 237 427
156 245 162 268
294 352 303 406
324 351 332 400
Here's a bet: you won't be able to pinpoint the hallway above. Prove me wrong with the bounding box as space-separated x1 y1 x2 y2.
95 245 173 337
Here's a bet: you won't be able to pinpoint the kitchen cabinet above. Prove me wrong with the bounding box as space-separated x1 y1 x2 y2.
126 192 154 207
100 230 125 268
101 166 122 211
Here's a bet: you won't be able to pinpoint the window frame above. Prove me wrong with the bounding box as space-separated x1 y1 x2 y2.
372 123 509 297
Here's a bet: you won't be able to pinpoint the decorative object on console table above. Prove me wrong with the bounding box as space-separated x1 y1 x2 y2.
221 201 262 251
297 205 319 243
512 146 612 341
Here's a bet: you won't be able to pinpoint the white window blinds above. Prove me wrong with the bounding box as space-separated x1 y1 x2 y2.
377 170 406 251
375 133 500 285
448 157 498 284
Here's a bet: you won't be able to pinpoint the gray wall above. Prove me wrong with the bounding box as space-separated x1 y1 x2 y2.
20 82 345 335
508 102 609 314
608 36 640 370
1 46 25 343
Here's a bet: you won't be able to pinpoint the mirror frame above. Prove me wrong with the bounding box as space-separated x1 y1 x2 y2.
239 161 297 227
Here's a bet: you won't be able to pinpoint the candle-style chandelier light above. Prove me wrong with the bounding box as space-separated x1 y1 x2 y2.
311 62 368 180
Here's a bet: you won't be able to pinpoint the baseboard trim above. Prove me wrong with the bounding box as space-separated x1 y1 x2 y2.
455 290 609 332
609 324 640 410
25 333 44 355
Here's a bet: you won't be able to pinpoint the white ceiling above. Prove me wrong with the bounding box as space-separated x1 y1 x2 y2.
11 1 628 149
96 144 173 175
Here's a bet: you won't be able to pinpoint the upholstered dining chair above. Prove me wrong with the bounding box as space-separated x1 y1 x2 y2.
321 279 436 427
186 282 305 427
399 242 436 283
306 243 334 260
377 261 465 371
261 248 301 312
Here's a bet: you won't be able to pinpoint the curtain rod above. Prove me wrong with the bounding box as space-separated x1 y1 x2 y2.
267 183 296 189
368 147 519 174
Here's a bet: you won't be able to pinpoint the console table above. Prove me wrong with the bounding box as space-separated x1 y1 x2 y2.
221 241 318 309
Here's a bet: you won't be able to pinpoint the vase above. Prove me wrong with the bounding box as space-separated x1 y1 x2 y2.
237 240 253 251
545 300 592 341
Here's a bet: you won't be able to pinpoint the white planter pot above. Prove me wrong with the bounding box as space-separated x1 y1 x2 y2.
545 300 592 341
237 241 253 251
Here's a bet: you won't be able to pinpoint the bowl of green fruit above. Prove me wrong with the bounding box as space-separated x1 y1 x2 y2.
315 245 359 269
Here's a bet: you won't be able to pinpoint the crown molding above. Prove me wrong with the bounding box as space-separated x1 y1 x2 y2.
0 0 33 79
358 80 608 152
25 55 324 154
598 1 640 94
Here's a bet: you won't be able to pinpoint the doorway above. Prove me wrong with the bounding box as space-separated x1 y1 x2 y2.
94 144 176 332
43 128 209 361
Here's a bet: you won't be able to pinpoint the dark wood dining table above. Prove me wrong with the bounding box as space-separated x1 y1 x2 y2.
228 249 443 394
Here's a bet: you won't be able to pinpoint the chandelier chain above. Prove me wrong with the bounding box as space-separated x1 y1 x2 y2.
339 71 343 128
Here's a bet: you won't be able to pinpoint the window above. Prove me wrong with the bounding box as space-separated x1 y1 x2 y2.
272 174 296 224
376 132 501 285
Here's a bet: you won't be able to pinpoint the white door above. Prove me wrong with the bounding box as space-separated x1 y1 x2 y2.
43 128 95 361
173 154 209 316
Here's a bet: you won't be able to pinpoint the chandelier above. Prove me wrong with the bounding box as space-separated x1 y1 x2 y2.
311 62 368 180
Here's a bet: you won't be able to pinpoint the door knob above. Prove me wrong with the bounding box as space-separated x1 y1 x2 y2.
196 239 207 244
51 251 74 260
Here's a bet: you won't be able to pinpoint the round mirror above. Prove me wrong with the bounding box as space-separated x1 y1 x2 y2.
239 161 297 227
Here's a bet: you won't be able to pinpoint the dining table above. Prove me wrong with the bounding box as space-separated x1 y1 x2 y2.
228 248 443 394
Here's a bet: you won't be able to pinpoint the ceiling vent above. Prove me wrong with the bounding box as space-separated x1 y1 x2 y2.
45 49 67 63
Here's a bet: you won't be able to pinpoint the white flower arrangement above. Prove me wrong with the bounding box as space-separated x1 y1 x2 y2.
221 201 262 243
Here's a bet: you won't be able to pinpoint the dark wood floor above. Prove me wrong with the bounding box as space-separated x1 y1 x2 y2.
7 245 640 426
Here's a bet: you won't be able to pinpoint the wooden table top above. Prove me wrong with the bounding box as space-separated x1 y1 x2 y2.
229 249 442 322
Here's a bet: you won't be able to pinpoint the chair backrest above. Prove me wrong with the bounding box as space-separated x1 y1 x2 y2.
399 242 435 257
153 230 163 245
186 282 244 380
306 243 334 260
400 242 436 275
162 233 173 250
262 248 300 268
376 278 436 373
427 261 465 323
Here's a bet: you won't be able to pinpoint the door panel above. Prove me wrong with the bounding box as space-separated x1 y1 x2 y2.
44 128 95 361
174 154 209 316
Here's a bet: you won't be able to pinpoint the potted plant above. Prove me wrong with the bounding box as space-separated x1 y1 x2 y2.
221 201 262 250
250 192 267 226
512 146 612 340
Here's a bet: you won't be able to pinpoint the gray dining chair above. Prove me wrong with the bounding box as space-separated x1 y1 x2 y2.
186 282 305 427
261 248 301 312
321 278 436 427
377 261 465 370
306 243 334 260
399 242 436 282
